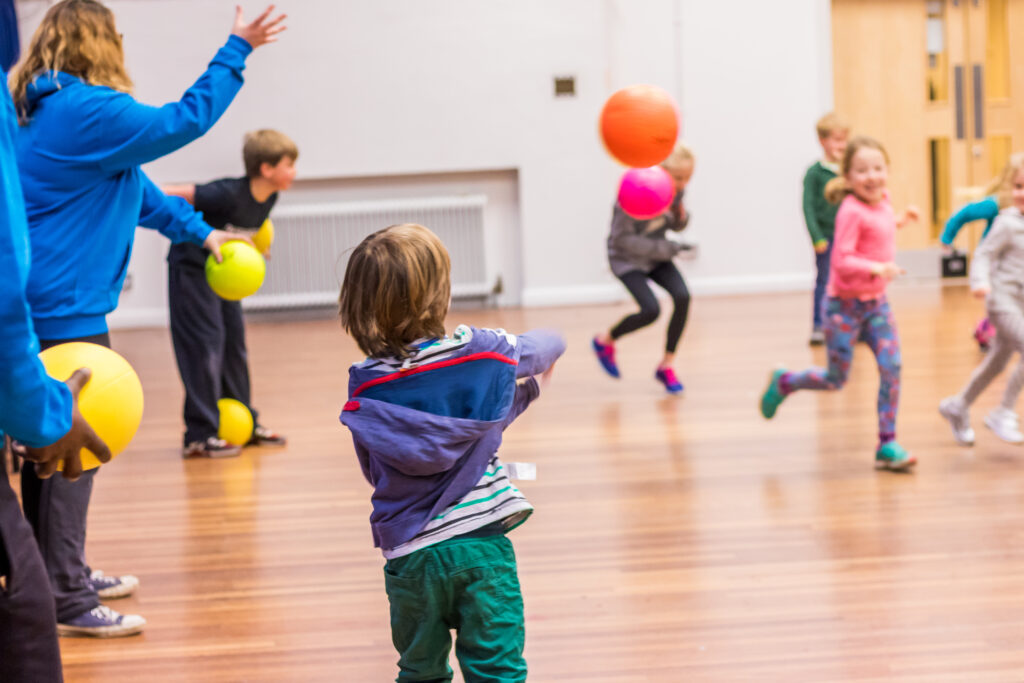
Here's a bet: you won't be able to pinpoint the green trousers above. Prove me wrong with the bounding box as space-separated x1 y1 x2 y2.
384 532 527 682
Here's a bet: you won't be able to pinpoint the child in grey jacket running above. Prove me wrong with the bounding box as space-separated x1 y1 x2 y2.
940 156 1024 445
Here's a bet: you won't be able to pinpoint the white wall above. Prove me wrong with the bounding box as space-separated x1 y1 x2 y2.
17 0 833 327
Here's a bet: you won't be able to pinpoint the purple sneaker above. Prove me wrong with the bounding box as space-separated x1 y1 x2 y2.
89 570 139 599
592 337 620 378
58 605 146 638
655 366 684 394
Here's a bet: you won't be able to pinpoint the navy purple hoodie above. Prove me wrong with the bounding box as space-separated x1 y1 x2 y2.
340 326 566 550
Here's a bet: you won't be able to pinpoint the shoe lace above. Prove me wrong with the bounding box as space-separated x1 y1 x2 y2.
91 572 118 587
89 605 118 620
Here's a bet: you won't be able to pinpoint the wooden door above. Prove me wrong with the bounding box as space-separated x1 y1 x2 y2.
832 0 1024 250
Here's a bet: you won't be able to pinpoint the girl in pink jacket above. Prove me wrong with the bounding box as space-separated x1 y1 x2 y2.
760 136 919 471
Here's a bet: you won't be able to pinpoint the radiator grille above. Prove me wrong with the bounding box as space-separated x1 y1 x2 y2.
244 195 490 310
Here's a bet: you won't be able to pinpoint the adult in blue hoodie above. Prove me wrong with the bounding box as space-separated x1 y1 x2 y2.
0 3 110 677
8 0 286 637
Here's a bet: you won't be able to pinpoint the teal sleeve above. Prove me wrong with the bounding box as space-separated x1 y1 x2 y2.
802 169 825 244
940 196 1000 245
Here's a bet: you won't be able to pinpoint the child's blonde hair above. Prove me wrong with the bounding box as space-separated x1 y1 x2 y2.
661 142 694 171
9 0 132 122
983 152 1024 209
339 224 451 359
824 136 889 204
243 129 300 179
816 112 850 139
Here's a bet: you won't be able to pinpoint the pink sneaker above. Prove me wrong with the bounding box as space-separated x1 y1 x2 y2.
592 337 620 378
974 318 995 351
655 366 683 394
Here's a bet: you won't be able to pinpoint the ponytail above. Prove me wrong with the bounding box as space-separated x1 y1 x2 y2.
824 176 850 204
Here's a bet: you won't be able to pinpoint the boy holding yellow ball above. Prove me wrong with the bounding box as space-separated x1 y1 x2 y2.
163 129 298 457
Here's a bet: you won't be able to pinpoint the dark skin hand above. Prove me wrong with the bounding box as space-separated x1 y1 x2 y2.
21 368 112 481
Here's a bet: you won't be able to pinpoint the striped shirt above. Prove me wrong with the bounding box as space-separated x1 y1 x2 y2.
383 453 533 559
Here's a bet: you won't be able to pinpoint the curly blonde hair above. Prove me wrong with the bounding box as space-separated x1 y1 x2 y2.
9 0 132 122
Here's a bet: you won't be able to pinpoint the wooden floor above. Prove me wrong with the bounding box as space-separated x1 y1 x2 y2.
29 282 1024 682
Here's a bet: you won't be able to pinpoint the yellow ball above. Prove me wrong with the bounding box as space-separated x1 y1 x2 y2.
38 342 144 471
205 240 266 300
217 398 253 446
252 218 274 254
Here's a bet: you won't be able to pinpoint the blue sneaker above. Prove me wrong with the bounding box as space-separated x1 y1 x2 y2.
89 570 139 599
760 369 788 419
58 605 146 638
875 441 916 472
655 366 683 394
592 337 620 378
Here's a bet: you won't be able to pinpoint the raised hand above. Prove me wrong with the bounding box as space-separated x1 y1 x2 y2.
232 4 287 48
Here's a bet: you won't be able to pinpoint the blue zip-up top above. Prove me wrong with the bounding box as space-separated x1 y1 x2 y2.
940 196 1000 246
0 71 71 446
340 326 566 550
16 35 253 339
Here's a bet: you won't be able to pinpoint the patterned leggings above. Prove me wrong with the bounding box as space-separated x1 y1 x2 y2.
781 296 902 439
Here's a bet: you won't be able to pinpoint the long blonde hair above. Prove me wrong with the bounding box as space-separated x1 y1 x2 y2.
983 153 1024 209
9 0 132 122
824 136 890 204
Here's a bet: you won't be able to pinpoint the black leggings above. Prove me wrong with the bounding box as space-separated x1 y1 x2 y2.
610 262 690 353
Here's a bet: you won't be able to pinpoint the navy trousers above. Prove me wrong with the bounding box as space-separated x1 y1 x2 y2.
0 461 64 682
168 261 258 445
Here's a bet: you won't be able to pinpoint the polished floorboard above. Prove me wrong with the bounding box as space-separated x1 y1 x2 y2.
27 282 1024 682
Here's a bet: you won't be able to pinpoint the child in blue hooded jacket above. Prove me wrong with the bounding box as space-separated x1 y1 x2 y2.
339 223 565 682
8 0 285 638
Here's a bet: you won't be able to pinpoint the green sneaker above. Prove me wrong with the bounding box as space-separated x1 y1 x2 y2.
875 441 916 472
760 369 788 419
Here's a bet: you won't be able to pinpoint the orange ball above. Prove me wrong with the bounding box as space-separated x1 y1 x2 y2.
599 85 679 167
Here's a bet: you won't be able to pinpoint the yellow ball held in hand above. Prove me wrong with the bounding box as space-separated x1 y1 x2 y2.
218 398 254 446
38 342 144 471
252 218 274 254
205 240 266 301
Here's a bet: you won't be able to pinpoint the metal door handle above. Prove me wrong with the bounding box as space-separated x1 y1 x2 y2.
973 64 984 138
954 65 965 140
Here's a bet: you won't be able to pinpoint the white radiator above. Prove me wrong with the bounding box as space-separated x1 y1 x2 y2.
243 195 491 310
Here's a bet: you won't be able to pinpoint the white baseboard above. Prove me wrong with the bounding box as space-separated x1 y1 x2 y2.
521 283 625 307
522 272 817 307
106 307 169 330
687 272 815 296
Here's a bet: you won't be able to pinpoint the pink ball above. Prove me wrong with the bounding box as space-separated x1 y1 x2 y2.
617 166 676 220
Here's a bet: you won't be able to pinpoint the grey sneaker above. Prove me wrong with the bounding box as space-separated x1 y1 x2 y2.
938 396 975 446
58 605 145 638
985 407 1024 444
809 328 825 346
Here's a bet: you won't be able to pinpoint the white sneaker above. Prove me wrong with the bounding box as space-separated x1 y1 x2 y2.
985 407 1024 444
938 397 975 446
